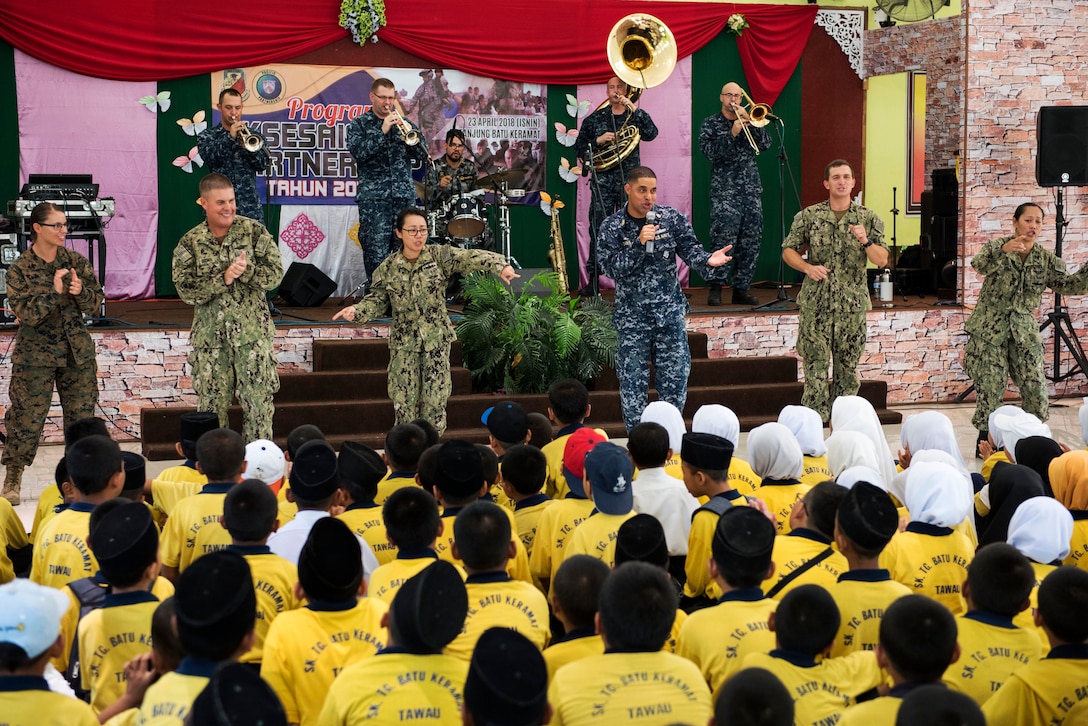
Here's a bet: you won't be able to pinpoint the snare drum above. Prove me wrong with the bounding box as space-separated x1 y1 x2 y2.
447 195 486 238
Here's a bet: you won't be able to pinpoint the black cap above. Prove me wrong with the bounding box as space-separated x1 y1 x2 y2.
837 481 899 551
712 507 776 560
464 628 548 726
483 401 528 444
175 551 256 658
615 513 669 568
392 561 468 653
298 517 363 602
435 440 484 499
180 411 219 447
121 451 146 492
681 432 735 470
189 662 288 726
94 501 159 581
289 439 340 500
337 441 387 490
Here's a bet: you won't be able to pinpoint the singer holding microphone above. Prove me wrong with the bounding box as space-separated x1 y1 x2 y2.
599 167 734 431
782 160 888 422
198 88 271 222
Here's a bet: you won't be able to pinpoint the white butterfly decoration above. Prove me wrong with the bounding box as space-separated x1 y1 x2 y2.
138 91 171 113
565 93 590 119
540 191 565 217
558 158 583 183
177 110 208 136
554 122 577 147
172 146 204 174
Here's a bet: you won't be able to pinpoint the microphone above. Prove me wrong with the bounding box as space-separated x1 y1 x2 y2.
645 208 656 254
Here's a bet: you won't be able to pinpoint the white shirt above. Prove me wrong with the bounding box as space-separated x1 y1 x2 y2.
631 467 700 555
267 510 380 581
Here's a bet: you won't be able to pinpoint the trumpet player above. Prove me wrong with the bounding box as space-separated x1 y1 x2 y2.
574 77 658 296
198 88 272 221
699 82 770 306
347 78 430 283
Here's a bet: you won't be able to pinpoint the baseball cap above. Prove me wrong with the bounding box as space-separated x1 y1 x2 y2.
562 428 605 498
242 440 286 486
482 401 529 444
585 441 634 515
0 579 70 659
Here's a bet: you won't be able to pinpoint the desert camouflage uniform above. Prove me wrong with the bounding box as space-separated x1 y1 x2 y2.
409 73 447 152
173 216 283 442
782 201 886 421
427 157 490 248
347 110 429 280
197 124 271 221
965 235 1088 430
699 113 771 292
575 106 658 281
347 244 507 434
2 246 103 468
598 205 725 430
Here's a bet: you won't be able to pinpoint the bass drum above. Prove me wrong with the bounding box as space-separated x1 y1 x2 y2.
446 196 486 238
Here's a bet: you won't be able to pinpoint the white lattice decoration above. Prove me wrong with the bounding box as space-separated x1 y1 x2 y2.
816 9 864 79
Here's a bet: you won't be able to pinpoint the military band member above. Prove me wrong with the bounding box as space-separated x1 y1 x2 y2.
198 88 272 222
428 128 489 250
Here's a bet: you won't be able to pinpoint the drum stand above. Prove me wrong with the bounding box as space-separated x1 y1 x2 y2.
495 182 520 269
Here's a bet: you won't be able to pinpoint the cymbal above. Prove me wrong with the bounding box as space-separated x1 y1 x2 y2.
476 168 526 190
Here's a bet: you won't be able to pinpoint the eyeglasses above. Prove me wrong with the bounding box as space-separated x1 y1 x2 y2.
38 222 68 229
401 228 429 237
372 94 397 102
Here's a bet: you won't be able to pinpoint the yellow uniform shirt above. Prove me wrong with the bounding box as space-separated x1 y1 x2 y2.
374 470 414 507
981 644 1088 725
30 483 64 545
1014 560 1058 656
683 491 747 601
727 456 760 496
445 573 551 661
753 479 811 534
277 484 298 526
544 627 605 681
337 503 396 564
0 675 99 726
880 522 974 615
512 494 553 556
228 545 301 665
664 609 686 654
675 589 777 697
765 528 848 601
528 496 595 590
549 650 712 725
261 598 388 726
317 649 468 725
564 509 636 568
159 483 234 571
943 611 1043 705
30 502 97 589
1063 518 1088 570
741 650 884 726
132 658 216 725
78 591 159 714
801 455 833 487
838 687 916 726
149 464 206 522
829 570 912 657
0 497 29 584
436 506 533 585
368 551 465 605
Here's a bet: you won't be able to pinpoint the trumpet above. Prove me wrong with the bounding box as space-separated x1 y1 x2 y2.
389 108 421 146
237 123 264 153
730 88 774 155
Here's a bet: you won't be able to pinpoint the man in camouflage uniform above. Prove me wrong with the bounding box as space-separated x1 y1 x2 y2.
699 82 771 306
782 160 888 422
406 69 447 156
2 203 104 504
598 167 734 431
333 208 517 434
197 88 271 222
575 77 659 295
173 173 283 443
427 128 487 247
347 78 430 283
964 202 1088 438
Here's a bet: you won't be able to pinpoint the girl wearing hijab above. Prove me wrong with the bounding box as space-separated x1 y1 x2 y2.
747 422 810 534
1006 496 1075 653
639 401 686 481
1013 435 1063 498
778 405 832 486
829 396 897 488
975 464 1046 547
1046 450 1088 570
826 431 882 483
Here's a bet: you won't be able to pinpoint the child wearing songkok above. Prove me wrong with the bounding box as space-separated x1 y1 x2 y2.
1047 449 1088 569
222 479 301 667
276 424 328 525
0 580 99 726
640 400 687 481
446 501 550 660
981 567 1088 724
839 594 960 725
712 667 794 726
541 378 594 499
677 507 779 696
941 543 1043 704
895 684 985 726
681 432 741 605
145 411 217 523
188 662 288 726
526 411 553 449
261 517 387 726
829 395 898 488
829 481 911 657
614 514 686 653
1006 496 1074 651
530 428 601 593
133 550 256 726
119 452 148 503
336 440 395 564
628 422 699 563
368 486 453 605
318 561 471 724
692 404 761 494
748 422 812 534
544 554 610 679
465 628 549 726
564 441 636 566
375 423 425 505
31 435 125 588
548 562 713 724
501 444 553 555
778 404 832 486
881 460 975 614
764 481 849 600
742 584 884 725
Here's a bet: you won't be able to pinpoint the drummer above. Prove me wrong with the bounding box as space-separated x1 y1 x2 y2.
429 129 482 244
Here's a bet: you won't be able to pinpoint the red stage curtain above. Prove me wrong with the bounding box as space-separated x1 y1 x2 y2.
0 2 814 102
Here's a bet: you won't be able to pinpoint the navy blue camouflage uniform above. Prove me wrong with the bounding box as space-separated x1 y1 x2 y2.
598 205 725 430
197 124 271 221
346 110 429 280
699 113 770 294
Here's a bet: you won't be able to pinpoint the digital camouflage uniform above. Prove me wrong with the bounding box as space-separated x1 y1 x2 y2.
575 106 658 281
197 124 272 221
699 113 771 292
965 236 1088 431
173 216 283 442
346 110 429 281
2 246 103 469
782 201 886 422
427 156 490 248
598 205 725 431
346 244 507 434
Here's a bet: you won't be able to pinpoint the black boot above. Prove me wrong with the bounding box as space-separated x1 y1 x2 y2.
732 288 759 305
707 285 722 306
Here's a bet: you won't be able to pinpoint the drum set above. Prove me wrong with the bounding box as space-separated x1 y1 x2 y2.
419 168 525 266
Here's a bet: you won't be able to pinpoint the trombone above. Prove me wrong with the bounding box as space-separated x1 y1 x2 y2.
731 88 774 155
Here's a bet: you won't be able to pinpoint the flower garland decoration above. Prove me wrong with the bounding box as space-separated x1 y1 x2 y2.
339 0 387 45
726 13 749 37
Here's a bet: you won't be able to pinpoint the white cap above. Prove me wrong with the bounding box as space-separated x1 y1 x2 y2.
0 579 70 659
243 439 286 486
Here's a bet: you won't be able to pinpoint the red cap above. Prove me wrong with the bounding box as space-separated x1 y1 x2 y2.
562 428 605 497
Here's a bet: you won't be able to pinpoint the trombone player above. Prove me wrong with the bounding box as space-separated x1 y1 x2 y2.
198 87 272 222
699 81 771 306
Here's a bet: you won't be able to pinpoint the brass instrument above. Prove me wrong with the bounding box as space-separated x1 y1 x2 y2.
237 122 264 153
546 195 569 292
731 88 774 155
389 108 421 146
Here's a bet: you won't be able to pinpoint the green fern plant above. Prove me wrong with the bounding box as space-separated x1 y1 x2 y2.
456 271 616 393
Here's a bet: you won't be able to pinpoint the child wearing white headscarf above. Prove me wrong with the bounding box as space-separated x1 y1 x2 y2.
639 401 686 481
691 404 759 495
978 404 1022 475
829 396 897 488
826 431 882 485
778 405 831 486
747 422 810 534
1007 496 1075 653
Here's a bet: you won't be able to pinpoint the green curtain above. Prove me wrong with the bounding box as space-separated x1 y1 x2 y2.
0 40 18 211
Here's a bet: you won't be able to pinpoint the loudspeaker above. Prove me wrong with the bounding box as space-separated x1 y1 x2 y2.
278 262 336 307
930 215 958 263
931 168 958 217
509 268 551 297
1037 106 1088 187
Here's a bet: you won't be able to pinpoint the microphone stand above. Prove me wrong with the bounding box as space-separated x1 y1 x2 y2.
754 117 799 311
585 140 605 296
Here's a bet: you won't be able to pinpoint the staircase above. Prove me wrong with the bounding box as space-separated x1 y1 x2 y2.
140 332 900 459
